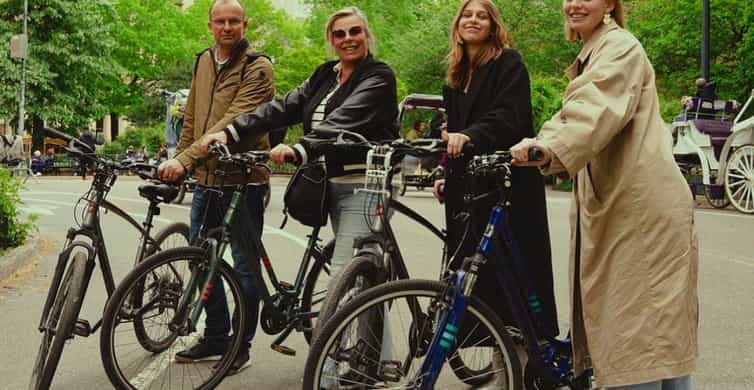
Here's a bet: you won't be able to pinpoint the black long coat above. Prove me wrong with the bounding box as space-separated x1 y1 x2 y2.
442 49 558 337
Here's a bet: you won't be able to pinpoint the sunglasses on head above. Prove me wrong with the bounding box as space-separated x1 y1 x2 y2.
332 26 363 39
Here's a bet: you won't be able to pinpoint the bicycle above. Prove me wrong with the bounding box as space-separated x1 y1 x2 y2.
303 150 594 389
99 144 333 390
29 128 190 390
314 133 448 333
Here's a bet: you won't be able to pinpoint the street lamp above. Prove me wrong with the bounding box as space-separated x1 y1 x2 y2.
9 0 29 138
701 0 710 81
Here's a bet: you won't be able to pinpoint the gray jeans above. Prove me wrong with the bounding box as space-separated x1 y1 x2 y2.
606 376 693 390
327 181 376 287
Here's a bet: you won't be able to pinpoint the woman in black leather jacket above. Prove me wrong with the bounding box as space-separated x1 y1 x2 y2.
200 6 398 302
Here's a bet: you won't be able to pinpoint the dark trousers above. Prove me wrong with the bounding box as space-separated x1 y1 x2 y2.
189 185 266 350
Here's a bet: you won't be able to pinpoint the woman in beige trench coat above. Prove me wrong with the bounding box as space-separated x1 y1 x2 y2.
511 1 699 389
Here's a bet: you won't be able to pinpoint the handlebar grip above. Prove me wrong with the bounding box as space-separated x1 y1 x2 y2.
528 148 545 162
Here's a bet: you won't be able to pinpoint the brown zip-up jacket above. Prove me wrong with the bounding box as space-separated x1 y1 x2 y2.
175 39 274 186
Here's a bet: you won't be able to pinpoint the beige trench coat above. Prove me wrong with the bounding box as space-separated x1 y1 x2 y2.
538 21 699 387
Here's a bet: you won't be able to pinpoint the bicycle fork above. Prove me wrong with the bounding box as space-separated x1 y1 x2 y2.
414 272 469 390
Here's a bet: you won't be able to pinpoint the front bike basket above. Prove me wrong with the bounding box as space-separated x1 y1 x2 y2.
360 144 396 197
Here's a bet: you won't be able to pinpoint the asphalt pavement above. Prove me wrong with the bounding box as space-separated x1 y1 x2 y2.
0 176 752 389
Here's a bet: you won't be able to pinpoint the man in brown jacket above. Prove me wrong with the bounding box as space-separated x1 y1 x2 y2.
158 0 274 374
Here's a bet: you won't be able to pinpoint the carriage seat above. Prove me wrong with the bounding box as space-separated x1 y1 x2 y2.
684 97 739 120
691 119 733 159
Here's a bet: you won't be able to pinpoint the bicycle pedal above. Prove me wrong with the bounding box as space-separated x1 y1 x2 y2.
378 360 403 382
271 343 296 356
73 319 91 337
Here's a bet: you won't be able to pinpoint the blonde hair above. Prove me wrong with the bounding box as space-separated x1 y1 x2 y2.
446 0 513 89
564 0 626 41
324 7 376 58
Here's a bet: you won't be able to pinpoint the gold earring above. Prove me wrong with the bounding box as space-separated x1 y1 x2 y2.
603 13 612 25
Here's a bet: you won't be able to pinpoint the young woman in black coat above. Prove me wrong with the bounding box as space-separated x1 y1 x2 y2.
434 0 559 339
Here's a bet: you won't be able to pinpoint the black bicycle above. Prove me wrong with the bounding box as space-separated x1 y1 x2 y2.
29 128 190 390
314 133 449 332
304 150 594 389
99 144 333 390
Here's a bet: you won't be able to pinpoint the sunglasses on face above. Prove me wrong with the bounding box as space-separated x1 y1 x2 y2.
332 26 363 39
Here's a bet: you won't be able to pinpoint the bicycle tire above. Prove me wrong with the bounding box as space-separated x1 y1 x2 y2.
172 184 187 204
300 239 334 344
29 252 89 390
150 222 190 255
303 279 522 390
315 254 384 339
100 247 246 390
133 222 191 352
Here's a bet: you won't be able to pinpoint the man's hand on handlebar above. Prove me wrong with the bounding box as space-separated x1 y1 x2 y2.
510 138 552 167
198 131 228 157
157 159 185 183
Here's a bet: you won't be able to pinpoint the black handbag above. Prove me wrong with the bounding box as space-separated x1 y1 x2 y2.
282 160 329 227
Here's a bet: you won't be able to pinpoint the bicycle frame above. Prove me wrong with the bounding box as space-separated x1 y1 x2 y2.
414 155 591 389
37 164 168 337
172 152 330 353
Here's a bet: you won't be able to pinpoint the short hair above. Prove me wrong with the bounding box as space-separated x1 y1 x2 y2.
208 0 246 21
565 0 626 41
324 6 376 58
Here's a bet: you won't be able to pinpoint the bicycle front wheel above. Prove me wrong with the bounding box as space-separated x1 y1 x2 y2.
303 279 522 390
100 247 246 390
29 252 89 390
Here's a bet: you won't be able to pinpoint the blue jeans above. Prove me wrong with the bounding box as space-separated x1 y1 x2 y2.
189 184 267 350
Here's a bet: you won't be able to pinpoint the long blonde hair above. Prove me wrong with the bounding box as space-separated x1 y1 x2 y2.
324 6 376 59
446 0 513 89
565 0 626 41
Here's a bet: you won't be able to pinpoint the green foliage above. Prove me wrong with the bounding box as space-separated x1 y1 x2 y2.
99 125 164 156
631 0 754 103
0 0 120 129
0 168 36 249
530 74 567 133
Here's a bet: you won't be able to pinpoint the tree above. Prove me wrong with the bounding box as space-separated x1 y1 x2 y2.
0 0 120 135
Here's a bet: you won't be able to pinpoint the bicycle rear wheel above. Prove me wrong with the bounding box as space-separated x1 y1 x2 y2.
303 279 522 389
132 222 192 352
100 247 246 390
29 252 89 390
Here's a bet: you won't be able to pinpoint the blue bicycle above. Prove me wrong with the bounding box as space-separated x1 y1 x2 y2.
303 150 593 389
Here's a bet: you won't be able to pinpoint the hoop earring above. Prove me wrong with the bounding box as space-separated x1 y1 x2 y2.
603 13 612 25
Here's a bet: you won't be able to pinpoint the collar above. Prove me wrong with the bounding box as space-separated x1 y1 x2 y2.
577 19 620 64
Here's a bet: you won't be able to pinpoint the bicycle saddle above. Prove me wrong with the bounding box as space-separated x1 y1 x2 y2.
138 183 180 203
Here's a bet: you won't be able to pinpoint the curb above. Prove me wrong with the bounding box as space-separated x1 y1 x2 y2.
0 234 47 283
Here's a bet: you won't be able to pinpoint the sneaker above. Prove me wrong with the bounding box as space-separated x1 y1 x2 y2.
174 338 227 363
214 349 250 376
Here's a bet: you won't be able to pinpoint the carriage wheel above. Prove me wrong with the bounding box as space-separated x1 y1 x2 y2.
724 145 754 214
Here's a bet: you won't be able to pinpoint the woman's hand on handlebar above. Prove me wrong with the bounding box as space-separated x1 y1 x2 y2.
198 131 228 157
157 159 185 183
510 138 553 167
442 130 471 158
432 179 445 204
269 144 297 165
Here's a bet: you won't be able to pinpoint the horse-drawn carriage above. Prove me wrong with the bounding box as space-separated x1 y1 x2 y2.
397 93 445 195
671 87 754 213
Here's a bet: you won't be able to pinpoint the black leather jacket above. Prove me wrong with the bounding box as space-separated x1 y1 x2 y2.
228 54 399 176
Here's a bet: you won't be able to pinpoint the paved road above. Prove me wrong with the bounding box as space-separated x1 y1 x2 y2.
1 176 753 389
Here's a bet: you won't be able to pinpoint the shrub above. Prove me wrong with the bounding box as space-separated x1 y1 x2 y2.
0 169 36 250
99 124 165 157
